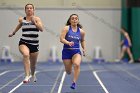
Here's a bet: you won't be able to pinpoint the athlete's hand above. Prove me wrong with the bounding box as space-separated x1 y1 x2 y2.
8 32 15 37
68 41 74 47
82 49 86 56
31 16 37 24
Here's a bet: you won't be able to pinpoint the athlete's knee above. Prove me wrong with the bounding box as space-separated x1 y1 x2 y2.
31 65 36 69
23 53 30 59
73 63 80 68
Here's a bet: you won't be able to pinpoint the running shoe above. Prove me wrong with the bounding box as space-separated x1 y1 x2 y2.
129 60 134 63
23 76 30 83
70 82 76 89
31 75 37 82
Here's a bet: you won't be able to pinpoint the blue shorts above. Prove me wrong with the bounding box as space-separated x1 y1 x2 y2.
123 44 130 48
62 49 81 60
123 42 130 48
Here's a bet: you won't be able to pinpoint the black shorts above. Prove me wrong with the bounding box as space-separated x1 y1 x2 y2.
19 41 39 53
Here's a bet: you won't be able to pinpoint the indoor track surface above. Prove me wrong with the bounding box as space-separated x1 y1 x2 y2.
0 61 140 93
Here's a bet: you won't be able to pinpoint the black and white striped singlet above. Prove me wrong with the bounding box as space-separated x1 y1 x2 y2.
20 17 39 46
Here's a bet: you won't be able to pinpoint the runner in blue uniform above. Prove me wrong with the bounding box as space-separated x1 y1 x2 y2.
9 3 43 83
60 14 86 89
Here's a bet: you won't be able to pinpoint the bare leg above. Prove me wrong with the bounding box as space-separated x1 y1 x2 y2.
63 59 72 75
72 54 81 83
126 48 134 63
30 52 38 76
19 45 30 83
19 45 30 77
119 46 127 61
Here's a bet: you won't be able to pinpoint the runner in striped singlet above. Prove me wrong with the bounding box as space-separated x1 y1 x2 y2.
9 3 44 83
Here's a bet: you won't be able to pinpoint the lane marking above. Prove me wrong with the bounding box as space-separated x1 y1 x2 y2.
8 71 39 93
87 63 109 93
0 70 25 90
93 71 109 93
0 73 24 90
0 71 10 76
115 65 140 80
0 69 25 77
57 71 66 93
50 66 64 93
0 84 100 87
8 80 23 93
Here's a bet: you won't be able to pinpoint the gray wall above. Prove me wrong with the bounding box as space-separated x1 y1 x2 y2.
0 0 121 8
0 8 121 62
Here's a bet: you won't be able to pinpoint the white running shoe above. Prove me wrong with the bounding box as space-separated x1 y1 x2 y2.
23 76 30 83
129 60 134 63
31 75 37 82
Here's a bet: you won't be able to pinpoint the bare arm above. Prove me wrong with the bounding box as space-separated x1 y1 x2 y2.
60 26 74 46
31 16 44 32
121 28 132 46
80 29 86 56
9 17 22 37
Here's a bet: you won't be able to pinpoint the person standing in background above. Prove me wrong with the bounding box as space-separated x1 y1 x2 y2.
9 3 44 83
60 14 86 89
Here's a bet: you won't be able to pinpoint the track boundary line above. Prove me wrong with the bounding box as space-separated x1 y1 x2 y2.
93 71 109 93
57 71 66 93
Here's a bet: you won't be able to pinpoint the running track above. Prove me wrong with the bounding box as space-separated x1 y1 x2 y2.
0 61 140 93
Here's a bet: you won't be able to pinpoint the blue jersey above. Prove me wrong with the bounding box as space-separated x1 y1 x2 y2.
63 26 81 49
123 37 130 47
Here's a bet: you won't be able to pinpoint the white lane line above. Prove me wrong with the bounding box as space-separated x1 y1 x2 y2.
0 73 24 90
87 62 109 93
8 71 39 93
8 81 23 93
116 65 140 80
8 75 31 93
50 66 64 93
0 71 10 76
57 71 66 93
93 71 109 93
0 84 100 87
0 69 25 77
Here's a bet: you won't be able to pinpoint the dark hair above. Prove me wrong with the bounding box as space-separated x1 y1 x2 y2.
121 26 127 31
25 3 35 10
66 14 83 28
